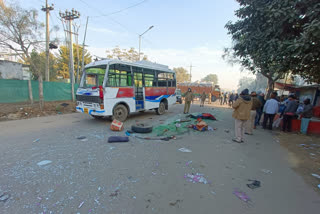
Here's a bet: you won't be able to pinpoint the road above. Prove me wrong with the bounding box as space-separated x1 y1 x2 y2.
0 102 319 214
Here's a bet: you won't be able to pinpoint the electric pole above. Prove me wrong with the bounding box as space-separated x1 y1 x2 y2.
189 63 195 82
59 9 80 102
41 0 54 82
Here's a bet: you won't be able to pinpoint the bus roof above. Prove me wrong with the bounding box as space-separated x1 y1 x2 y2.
85 59 174 73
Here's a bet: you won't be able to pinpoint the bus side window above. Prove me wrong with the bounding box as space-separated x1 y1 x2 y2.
144 69 154 87
157 72 167 87
133 66 143 87
108 64 132 87
167 73 174 87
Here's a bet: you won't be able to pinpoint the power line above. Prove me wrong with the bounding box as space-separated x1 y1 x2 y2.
91 0 148 17
78 0 140 36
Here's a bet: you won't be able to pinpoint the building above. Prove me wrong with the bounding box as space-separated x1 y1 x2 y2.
0 60 30 80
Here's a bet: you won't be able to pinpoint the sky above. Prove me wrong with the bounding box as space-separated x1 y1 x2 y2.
15 0 252 90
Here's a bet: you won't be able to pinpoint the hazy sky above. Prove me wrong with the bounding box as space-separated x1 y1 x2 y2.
19 0 250 90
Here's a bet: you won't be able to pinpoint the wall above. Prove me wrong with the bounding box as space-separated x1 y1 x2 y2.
0 60 23 80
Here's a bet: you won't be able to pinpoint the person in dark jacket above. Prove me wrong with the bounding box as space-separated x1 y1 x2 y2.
255 92 265 126
229 93 235 107
300 98 313 134
282 95 298 132
234 93 239 101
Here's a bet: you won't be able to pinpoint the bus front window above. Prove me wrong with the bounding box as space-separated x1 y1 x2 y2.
80 66 106 88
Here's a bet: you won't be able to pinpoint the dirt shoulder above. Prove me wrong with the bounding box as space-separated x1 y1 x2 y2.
0 100 76 122
277 132 320 192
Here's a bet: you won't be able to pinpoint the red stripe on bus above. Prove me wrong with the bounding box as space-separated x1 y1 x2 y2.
116 88 134 98
145 87 176 96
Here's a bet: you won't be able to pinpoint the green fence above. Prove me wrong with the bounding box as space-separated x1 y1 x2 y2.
0 79 79 103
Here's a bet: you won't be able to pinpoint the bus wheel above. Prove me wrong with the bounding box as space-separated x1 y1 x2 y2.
156 102 166 115
113 104 128 122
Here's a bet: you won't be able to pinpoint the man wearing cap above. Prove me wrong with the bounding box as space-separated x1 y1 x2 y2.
232 89 252 143
245 91 262 135
184 88 193 114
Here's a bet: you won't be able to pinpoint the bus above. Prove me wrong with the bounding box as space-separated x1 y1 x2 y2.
76 59 177 121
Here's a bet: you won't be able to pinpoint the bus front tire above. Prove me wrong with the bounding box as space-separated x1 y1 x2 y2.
113 104 128 122
156 102 166 115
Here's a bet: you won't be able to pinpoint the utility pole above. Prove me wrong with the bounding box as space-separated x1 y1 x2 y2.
59 9 80 102
189 63 195 82
81 17 89 82
42 1 54 82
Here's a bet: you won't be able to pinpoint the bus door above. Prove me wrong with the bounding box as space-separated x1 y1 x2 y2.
133 67 144 111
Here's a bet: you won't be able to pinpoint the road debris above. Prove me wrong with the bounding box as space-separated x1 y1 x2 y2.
224 129 230 133
178 148 192 153
311 173 320 179
184 173 208 184
108 136 129 143
186 161 193 166
247 180 261 189
169 199 182 207
110 120 124 131
0 193 10 202
78 201 84 208
233 189 251 203
33 138 40 143
76 136 88 141
37 160 52 166
261 169 272 174
110 190 120 197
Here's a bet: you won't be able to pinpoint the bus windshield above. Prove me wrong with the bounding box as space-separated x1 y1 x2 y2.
80 66 106 88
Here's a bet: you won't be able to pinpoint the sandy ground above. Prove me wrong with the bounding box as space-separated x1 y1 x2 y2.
0 102 320 213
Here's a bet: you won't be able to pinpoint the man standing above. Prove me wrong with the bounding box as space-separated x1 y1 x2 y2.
223 93 228 105
208 93 212 104
232 89 252 143
245 91 262 134
255 92 265 126
200 92 206 107
184 88 193 114
282 95 298 132
262 92 279 130
229 93 235 107
220 93 224 105
300 98 313 134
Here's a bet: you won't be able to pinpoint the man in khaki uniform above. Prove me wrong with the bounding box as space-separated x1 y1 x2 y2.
232 89 252 143
184 88 193 114
200 92 206 107
208 93 212 104
245 91 262 135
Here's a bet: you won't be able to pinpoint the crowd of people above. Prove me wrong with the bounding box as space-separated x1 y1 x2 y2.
231 89 314 143
219 92 239 107
182 88 314 142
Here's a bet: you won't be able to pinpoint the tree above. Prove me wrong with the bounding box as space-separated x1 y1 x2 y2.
173 67 190 83
237 73 268 94
56 44 92 81
224 0 320 97
27 50 44 109
0 2 45 109
201 74 218 85
27 52 58 81
106 46 147 62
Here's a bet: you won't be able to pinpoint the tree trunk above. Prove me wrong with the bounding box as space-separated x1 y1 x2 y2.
266 78 274 99
28 79 33 105
38 73 44 111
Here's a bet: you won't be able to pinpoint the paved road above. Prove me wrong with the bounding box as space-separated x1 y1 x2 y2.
0 103 319 214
